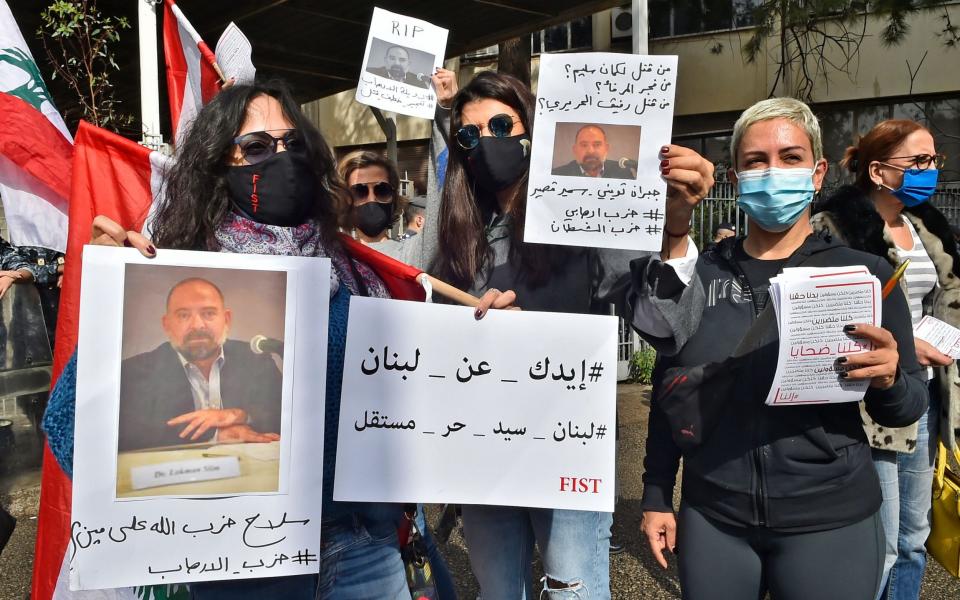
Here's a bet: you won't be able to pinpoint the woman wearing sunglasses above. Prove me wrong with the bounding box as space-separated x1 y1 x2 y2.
433 71 714 598
85 80 513 599
811 120 960 600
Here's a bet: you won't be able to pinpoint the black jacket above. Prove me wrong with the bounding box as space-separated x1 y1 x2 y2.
118 340 283 451
639 233 928 531
551 159 634 179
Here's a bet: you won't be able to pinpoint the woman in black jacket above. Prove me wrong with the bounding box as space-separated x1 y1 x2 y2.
637 98 927 600
812 119 959 600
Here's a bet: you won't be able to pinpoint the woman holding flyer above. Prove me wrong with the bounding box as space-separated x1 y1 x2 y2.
82 80 511 599
636 98 928 600
433 71 714 598
811 120 960 600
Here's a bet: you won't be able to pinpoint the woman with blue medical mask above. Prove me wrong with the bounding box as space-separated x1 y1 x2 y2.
812 120 959 600
637 98 928 600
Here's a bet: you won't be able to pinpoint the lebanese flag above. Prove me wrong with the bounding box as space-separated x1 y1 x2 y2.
0 0 73 252
31 122 169 600
32 123 424 599
164 0 221 143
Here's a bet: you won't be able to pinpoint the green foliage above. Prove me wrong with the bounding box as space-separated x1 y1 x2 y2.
629 347 657 385
38 0 133 131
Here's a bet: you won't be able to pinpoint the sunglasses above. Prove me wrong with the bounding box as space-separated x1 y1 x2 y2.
233 129 304 165
350 181 395 203
455 113 517 150
881 153 946 172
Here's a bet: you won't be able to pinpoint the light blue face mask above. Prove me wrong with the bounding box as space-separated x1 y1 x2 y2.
736 167 815 233
881 166 939 208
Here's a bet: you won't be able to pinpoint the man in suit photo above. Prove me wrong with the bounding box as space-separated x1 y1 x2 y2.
118 277 283 452
366 45 429 89
552 124 635 179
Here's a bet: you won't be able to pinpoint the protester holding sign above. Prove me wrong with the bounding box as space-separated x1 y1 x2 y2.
811 119 960 600
433 70 714 599
86 80 514 598
636 98 928 599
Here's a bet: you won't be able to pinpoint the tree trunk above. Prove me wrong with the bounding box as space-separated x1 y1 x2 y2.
498 36 531 87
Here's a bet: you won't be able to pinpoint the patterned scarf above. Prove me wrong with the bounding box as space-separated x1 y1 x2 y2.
214 211 389 298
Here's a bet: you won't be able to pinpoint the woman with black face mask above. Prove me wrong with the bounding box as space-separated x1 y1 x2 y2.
432 71 715 599
339 151 408 250
84 81 480 599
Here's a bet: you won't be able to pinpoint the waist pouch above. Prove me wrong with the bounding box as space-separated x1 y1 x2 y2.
659 305 774 452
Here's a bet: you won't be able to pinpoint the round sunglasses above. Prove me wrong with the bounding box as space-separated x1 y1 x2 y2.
233 129 305 165
455 113 517 150
350 181 395 203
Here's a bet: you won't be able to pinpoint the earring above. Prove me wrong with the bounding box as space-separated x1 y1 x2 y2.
877 183 882 191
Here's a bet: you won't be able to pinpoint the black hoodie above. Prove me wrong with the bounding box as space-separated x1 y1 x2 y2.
638 233 928 531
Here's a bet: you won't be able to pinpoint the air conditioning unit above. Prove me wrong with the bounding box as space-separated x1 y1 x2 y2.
611 7 632 39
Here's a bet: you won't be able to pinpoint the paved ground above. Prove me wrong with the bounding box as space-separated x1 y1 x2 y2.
1 384 958 599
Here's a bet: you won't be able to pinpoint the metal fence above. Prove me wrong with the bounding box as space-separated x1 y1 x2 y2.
689 180 960 245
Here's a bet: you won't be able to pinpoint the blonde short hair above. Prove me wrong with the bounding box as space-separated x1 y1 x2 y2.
730 98 823 168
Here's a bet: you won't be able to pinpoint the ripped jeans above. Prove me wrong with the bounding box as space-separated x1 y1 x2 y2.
461 505 611 599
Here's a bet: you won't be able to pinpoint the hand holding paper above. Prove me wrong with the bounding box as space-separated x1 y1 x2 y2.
913 315 960 361
837 323 899 390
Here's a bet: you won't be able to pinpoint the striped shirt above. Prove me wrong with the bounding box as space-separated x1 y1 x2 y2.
894 217 938 379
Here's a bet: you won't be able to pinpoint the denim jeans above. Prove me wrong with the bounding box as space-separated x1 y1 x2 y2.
461 505 612 599
189 514 409 600
872 384 939 600
416 506 458 600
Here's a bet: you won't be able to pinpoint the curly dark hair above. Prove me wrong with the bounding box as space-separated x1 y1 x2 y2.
432 71 569 291
150 80 348 250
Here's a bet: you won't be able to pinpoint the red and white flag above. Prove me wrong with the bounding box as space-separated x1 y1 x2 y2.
32 122 425 599
0 0 73 252
163 0 221 143
31 122 169 600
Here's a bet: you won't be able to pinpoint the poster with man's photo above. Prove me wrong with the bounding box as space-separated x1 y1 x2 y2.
70 247 329 590
355 7 448 119
524 52 679 251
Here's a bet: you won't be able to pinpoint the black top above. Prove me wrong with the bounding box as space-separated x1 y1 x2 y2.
638 233 928 532
732 241 787 313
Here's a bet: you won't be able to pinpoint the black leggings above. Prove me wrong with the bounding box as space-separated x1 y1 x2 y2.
677 504 884 600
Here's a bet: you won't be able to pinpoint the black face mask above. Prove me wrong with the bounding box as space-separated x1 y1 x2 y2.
225 151 318 227
354 202 394 237
466 134 531 192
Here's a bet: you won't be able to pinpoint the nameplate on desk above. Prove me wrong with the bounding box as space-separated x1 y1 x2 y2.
130 456 241 490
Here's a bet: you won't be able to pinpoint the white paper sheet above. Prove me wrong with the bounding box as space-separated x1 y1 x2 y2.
524 52 678 251
766 267 881 406
914 315 960 359
355 7 448 119
333 298 618 512
70 247 329 590
215 22 256 85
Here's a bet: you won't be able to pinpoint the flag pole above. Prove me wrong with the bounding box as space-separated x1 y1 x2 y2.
420 274 481 308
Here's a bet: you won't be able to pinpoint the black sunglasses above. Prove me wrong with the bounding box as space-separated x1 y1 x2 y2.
882 153 946 172
455 113 517 150
350 181 395 203
233 129 304 165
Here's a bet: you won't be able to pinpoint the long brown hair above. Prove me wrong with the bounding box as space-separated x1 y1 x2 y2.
841 119 927 192
432 71 568 291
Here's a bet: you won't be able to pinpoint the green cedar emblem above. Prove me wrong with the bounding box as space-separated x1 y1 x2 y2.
0 47 53 111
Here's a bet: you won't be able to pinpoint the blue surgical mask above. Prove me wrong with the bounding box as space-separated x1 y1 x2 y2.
882 167 939 207
736 167 815 233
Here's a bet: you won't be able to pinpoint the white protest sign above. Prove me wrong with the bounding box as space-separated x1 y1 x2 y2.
215 22 256 85
334 298 618 512
71 247 329 590
355 7 447 119
915 315 960 359
524 52 678 251
766 267 881 406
